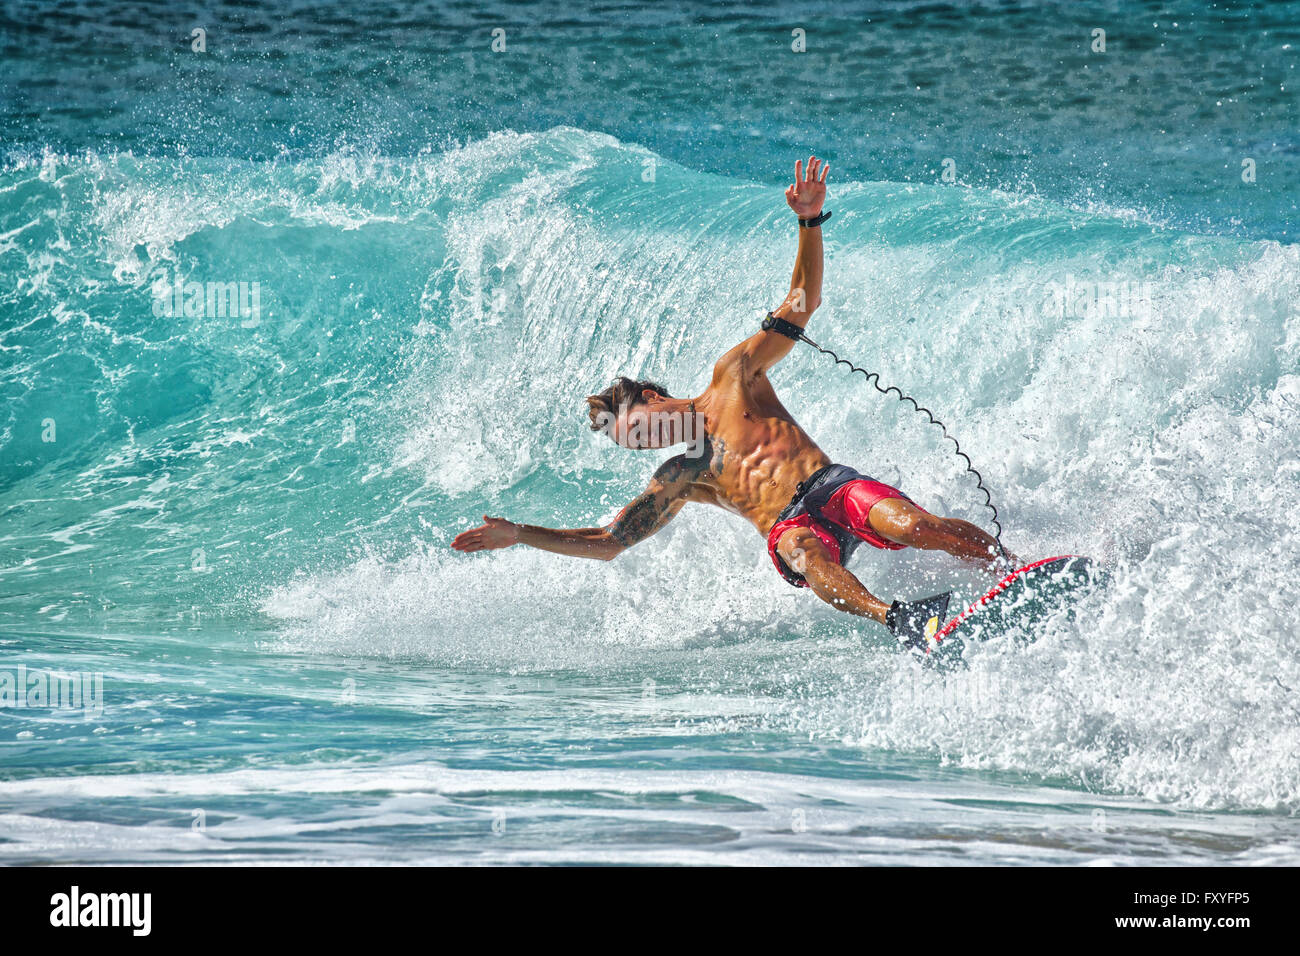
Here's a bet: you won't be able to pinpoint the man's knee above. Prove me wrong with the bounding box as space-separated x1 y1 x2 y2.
777 526 826 576
870 501 933 546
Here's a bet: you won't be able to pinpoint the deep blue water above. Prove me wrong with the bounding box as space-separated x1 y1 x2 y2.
1 0 1298 863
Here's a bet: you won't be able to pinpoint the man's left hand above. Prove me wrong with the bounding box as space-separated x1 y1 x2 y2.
785 155 829 218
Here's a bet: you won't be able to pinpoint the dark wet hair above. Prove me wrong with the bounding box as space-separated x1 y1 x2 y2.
586 376 670 431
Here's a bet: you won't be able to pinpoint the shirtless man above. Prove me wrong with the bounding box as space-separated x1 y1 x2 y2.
452 156 1017 645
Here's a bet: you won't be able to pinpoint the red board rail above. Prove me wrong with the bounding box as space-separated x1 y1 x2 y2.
930 555 1085 651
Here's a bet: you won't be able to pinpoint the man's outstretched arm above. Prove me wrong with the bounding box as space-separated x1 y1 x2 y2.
734 155 829 374
450 455 695 561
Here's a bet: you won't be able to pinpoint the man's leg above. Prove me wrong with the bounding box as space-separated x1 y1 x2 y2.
867 497 1016 570
776 526 892 624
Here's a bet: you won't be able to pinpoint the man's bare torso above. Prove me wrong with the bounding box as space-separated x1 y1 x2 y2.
682 349 831 536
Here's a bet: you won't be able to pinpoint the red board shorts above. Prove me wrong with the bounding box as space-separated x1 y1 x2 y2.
766 477 926 588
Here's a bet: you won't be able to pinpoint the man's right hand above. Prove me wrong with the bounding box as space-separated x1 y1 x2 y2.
451 515 519 552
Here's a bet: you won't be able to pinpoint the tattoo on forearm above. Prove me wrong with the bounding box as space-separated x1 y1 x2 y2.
608 493 669 545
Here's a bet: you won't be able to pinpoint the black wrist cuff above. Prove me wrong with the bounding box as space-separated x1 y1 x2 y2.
798 209 831 228
761 312 805 342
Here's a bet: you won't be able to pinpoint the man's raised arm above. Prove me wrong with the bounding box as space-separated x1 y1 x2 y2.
738 155 829 373
450 454 696 561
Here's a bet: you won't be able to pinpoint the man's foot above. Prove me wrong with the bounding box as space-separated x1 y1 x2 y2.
885 592 952 650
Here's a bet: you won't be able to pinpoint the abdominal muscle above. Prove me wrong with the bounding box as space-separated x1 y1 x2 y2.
692 372 832 535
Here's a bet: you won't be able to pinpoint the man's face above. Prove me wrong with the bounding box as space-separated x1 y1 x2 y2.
606 401 676 449
589 391 706 456
588 389 673 449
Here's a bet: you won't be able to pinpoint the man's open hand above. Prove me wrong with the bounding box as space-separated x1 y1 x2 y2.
451 515 519 552
785 155 829 218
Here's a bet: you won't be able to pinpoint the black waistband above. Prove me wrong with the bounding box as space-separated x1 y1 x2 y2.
777 463 867 524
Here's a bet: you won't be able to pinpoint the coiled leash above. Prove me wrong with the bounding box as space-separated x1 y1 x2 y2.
760 210 1007 560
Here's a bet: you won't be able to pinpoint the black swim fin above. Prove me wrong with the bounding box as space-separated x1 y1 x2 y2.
886 592 952 651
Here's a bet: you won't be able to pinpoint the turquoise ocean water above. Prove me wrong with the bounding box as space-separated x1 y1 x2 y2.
2 0 1299 863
